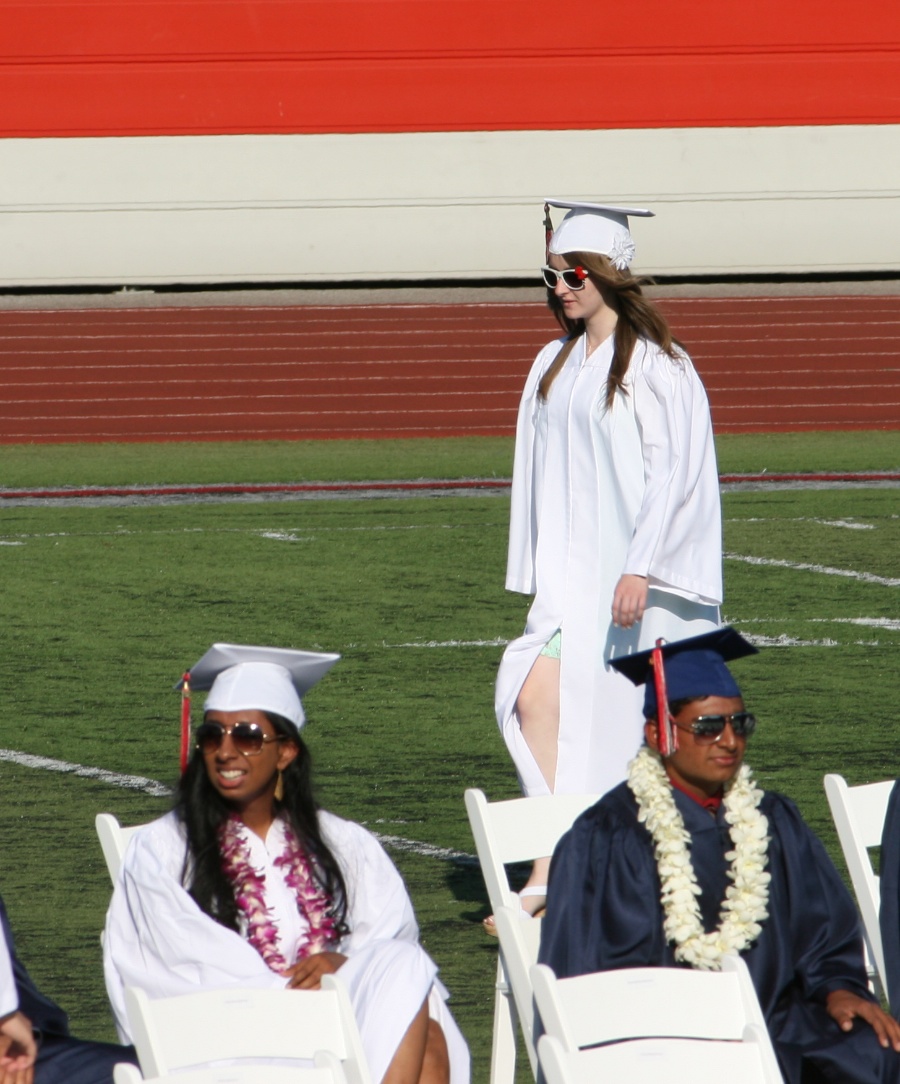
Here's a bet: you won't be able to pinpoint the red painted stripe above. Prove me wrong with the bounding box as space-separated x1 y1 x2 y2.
0 1 897 135
3 472 898 502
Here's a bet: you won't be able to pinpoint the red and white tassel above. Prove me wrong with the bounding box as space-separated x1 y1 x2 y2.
651 639 678 757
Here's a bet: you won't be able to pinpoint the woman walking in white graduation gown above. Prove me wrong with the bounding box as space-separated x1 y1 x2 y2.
104 646 469 1084
493 202 723 919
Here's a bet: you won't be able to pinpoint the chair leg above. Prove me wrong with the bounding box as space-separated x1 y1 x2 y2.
490 955 520 1084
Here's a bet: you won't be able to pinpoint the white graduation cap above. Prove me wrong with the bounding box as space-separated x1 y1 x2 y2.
544 199 654 270
179 643 340 730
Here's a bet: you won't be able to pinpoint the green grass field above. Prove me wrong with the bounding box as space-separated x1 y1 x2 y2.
1 431 899 1082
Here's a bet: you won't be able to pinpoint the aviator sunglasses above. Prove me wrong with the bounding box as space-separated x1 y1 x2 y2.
195 721 286 757
672 711 757 745
541 265 589 291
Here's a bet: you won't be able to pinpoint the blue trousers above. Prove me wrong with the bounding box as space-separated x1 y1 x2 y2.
35 1032 138 1084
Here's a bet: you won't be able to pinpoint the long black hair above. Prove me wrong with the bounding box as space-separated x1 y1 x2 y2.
174 712 350 940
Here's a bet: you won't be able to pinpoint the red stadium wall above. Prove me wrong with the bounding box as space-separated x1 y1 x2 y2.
1 0 899 137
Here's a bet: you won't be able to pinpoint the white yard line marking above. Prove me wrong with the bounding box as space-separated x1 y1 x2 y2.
0 749 172 796
370 834 478 866
728 517 876 530
812 617 900 631
387 638 512 648
725 552 900 587
0 749 478 864
745 634 839 647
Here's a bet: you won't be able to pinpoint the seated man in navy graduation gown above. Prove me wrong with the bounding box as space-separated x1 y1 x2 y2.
0 891 137 1084
879 783 900 1012
539 628 900 1084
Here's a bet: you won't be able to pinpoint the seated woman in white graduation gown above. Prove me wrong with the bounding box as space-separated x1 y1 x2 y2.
103 645 469 1084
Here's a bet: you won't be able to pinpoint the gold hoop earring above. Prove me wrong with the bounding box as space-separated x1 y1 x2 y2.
274 771 284 802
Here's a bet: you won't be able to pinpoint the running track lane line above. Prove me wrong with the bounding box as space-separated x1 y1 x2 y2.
2 296 898 440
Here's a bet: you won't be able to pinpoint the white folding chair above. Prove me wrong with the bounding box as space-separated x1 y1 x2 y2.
531 956 783 1083
491 900 543 1074
537 1030 779 1084
464 787 599 1084
114 1063 344 1084
122 979 370 1084
823 773 895 1002
96 812 145 883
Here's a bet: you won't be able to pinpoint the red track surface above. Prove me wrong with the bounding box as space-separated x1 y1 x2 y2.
1 295 898 443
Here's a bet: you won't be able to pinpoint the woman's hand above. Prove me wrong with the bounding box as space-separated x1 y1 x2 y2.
826 989 900 1051
282 951 348 990
612 575 649 628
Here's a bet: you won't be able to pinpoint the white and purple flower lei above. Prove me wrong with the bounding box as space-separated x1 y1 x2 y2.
218 814 338 972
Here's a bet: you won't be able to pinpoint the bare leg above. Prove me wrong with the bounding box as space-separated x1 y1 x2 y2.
382 1000 449 1084
420 1018 450 1084
516 653 560 792
474 651 561 935
516 653 560 900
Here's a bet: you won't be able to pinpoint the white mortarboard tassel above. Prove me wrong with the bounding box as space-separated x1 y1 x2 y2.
545 199 654 271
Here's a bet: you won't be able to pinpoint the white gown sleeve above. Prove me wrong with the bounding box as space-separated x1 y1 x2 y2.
103 814 285 1041
319 813 420 953
622 344 723 604
506 339 565 594
0 933 17 1018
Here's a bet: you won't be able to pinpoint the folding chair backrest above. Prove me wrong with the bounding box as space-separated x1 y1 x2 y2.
823 773 894 995
531 956 766 1051
464 789 599 913
537 1030 778 1084
464 789 599 1084
114 1063 345 1084
96 812 145 883
123 978 369 1084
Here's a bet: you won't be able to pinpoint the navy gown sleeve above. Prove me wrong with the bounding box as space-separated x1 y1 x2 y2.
539 786 668 978
880 780 900 1012
758 794 871 1007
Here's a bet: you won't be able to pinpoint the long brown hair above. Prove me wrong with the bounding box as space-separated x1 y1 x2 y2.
538 251 682 407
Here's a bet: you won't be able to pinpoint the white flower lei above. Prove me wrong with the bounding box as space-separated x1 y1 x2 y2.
627 746 771 970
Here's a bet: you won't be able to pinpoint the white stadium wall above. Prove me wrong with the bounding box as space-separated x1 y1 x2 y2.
0 1 898 286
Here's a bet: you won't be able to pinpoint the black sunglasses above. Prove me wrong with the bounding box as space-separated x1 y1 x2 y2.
541 265 589 291
195 721 285 757
672 712 757 745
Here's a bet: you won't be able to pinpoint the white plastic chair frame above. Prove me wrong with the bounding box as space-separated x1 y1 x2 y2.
123 980 370 1084
96 812 144 883
464 787 599 1084
114 1062 346 1084
531 956 783 1083
537 1029 780 1084
823 772 895 1002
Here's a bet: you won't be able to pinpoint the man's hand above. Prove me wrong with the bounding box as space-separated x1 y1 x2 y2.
826 989 900 1051
612 574 649 629
0 1010 36 1084
282 951 347 990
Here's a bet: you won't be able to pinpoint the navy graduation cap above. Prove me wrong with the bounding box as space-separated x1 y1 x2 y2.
610 627 758 755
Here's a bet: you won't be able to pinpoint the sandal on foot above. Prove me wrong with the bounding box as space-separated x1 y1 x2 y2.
482 886 548 936
518 885 548 920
